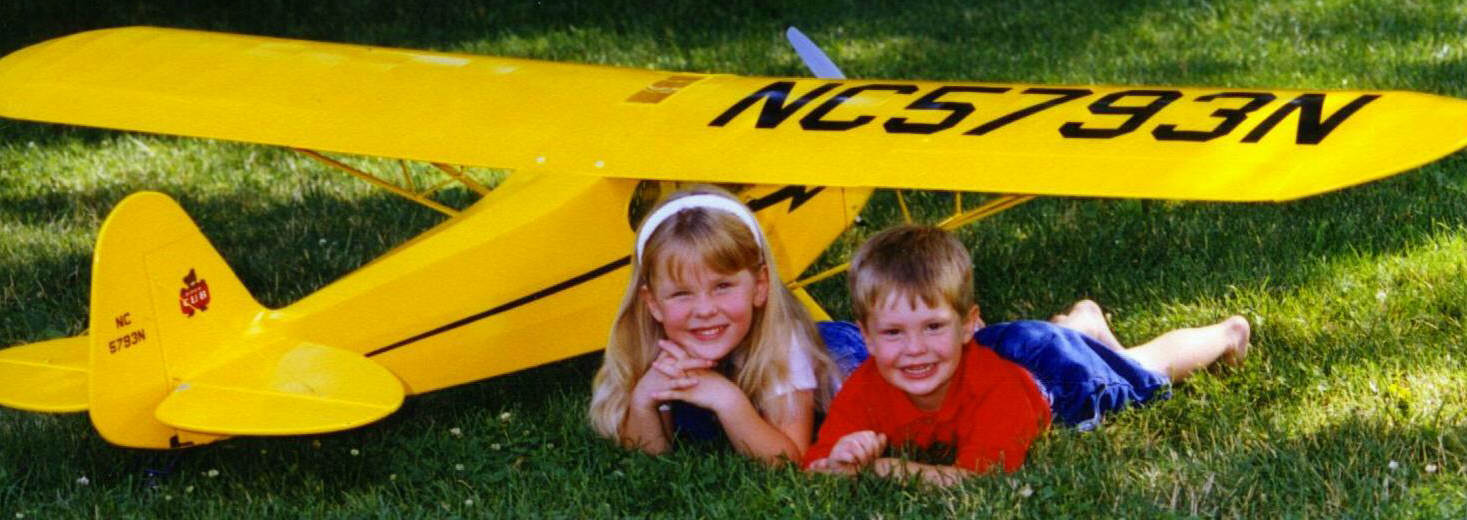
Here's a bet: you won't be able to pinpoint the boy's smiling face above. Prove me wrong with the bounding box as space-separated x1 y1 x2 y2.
860 291 981 411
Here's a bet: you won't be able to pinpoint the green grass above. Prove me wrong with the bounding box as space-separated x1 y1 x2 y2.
3 0 1466 517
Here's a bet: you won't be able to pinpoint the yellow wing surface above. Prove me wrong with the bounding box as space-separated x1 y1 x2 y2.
3 26 1466 201
0 336 89 412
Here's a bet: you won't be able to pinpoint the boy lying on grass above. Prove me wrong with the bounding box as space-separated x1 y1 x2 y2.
804 225 1250 486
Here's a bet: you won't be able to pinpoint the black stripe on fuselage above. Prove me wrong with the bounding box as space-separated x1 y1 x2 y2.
365 256 631 357
363 185 825 358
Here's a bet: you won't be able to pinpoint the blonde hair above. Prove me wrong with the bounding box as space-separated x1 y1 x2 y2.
849 225 975 326
588 186 837 439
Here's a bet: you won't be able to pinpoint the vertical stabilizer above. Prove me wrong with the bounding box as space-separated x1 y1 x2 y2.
88 192 260 448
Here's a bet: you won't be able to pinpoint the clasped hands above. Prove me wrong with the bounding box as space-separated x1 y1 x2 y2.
632 339 743 414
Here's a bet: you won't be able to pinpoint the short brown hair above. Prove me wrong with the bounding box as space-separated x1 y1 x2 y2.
848 225 974 325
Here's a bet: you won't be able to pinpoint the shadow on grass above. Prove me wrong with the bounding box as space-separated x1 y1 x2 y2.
1392 57 1467 99
0 246 91 343
3 173 476 320
0 120 128 150
0 182 447 345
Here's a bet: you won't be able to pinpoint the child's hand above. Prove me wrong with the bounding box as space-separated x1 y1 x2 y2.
650 366 745 414
828 430 886 469
631 340 716 410
806 457 858 476
649 339 717 380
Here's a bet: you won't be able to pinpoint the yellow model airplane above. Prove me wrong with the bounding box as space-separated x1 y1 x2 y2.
2 26 1465 449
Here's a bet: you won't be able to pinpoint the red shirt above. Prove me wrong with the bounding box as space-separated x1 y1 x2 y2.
803 340 1051 473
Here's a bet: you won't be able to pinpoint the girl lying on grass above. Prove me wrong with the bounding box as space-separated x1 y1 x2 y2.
588 186 849 464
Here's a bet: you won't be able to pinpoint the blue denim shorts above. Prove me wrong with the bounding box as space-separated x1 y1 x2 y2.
977 320 1170 431
816 321 869 378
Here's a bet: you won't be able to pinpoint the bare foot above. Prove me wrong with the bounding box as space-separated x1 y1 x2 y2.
1221 315 1251 366
1050 300 1125 351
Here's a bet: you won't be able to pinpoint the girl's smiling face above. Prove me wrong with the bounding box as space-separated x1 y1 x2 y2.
641 252 768 362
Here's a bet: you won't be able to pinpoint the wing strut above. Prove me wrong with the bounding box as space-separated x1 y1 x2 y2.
295 149 460 216
293 149 504 217
895 191 913 223
430 163 492 195
788 194 1033 290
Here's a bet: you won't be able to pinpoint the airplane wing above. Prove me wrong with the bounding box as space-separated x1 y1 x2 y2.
2 26 1466 201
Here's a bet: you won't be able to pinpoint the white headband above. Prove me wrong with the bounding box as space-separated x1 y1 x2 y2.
635 194 763 261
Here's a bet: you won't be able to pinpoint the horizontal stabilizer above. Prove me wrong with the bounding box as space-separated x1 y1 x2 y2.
0 336 90 412
155 341 404 436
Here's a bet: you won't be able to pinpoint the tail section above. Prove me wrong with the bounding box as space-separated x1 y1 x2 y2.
88 192 402 448
88 191 258 448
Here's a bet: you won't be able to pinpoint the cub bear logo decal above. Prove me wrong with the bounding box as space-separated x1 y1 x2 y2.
179 268 211 317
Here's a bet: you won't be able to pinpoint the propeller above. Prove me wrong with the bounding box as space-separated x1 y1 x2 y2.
785 26 846 79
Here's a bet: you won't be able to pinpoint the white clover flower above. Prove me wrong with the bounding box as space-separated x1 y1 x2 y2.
318 238 328 246
1426 463 1439 474
1388 460 1399 471
16 513 25 519
465 499 475 506
1019 485 1033 498
450 427 463 437
1376 290 1387 304
350 449 360 456
455 464 465 471
185 486 195 493
546 443 554 449
75 476 90 486
499 411 512 421
206 469 219 478
491 443 501 451
390 474 398 481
